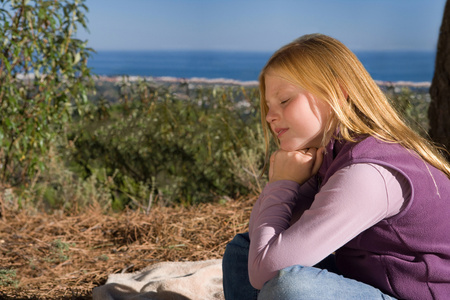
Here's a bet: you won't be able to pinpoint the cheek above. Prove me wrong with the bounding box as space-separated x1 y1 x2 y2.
308 98 332 129
287 101 324 130
317 103 332 129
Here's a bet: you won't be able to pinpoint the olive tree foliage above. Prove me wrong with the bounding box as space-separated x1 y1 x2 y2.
0 0 93 186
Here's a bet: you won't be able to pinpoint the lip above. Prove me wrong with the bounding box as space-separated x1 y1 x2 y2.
274 128 288 138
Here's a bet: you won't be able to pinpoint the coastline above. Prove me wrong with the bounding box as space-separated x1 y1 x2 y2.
95 75 431 89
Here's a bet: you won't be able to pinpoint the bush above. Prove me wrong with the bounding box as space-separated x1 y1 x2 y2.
385 85 431 136
66 79 268 208
0 0 93 188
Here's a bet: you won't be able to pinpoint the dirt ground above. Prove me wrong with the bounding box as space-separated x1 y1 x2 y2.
0 196 255 299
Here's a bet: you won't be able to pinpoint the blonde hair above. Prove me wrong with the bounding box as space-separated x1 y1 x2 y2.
259 33 450 178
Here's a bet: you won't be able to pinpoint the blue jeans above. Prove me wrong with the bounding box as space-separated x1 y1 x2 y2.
222 233 397 300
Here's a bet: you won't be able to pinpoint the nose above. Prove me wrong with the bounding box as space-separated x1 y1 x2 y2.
265 107 278 124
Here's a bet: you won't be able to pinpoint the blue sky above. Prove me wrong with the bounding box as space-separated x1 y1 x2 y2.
78 0 447 52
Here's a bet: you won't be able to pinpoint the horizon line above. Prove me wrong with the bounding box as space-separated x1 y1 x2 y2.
89 48 437 53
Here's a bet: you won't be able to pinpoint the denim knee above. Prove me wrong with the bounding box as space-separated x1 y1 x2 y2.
258 265 326 300
258 265 397 300
223 233 259 300
225 232 250 250
223 233 250 268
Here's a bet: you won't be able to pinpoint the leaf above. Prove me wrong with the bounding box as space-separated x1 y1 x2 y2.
73 51 81 64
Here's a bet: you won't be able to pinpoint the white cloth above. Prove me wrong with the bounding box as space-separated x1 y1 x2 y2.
93 259 224 300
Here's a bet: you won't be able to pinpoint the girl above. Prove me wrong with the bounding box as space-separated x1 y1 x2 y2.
222 33 450 300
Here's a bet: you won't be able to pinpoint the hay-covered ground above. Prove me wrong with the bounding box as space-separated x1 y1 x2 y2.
0 196 254 299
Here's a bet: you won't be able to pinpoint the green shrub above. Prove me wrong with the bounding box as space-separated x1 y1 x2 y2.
0 0 93 187
0 269 18 287
385 85 430 136
66 81 267 207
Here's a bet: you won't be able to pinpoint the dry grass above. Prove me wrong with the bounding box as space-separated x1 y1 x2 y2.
0 196 255 299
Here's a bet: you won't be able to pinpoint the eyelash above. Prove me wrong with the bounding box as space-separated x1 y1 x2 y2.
280 99 289 104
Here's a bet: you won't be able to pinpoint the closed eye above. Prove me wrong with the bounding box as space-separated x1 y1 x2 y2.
280 99 290 104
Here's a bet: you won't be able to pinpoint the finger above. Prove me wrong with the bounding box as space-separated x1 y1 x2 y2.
305 147 316 155
311 147 325 175
299 148 309 155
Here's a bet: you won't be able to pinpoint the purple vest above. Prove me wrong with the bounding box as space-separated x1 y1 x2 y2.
320 136 450 299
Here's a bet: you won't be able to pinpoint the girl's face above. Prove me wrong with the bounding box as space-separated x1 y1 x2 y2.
264 73 331 151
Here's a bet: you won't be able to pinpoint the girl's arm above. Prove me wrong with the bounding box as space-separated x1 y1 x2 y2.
248 163 409 289
288 174 318 224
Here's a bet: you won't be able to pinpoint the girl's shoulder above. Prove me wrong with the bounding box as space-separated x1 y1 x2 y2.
322 136 418 187
337 136 416 164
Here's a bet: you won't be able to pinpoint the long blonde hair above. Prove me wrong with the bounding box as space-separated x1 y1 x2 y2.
259 33 450 178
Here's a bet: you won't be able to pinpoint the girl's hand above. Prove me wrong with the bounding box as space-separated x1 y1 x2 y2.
269 147 325 184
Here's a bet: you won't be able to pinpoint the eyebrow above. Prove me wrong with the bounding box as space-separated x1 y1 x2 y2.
265 90 285 107
264 88 282 104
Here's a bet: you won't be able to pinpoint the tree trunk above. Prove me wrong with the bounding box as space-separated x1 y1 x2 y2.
429 0 450 156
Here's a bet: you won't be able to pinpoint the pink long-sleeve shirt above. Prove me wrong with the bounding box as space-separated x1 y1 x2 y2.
248 163 411 289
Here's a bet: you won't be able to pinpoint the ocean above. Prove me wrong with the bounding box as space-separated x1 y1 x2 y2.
87 50 436 84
